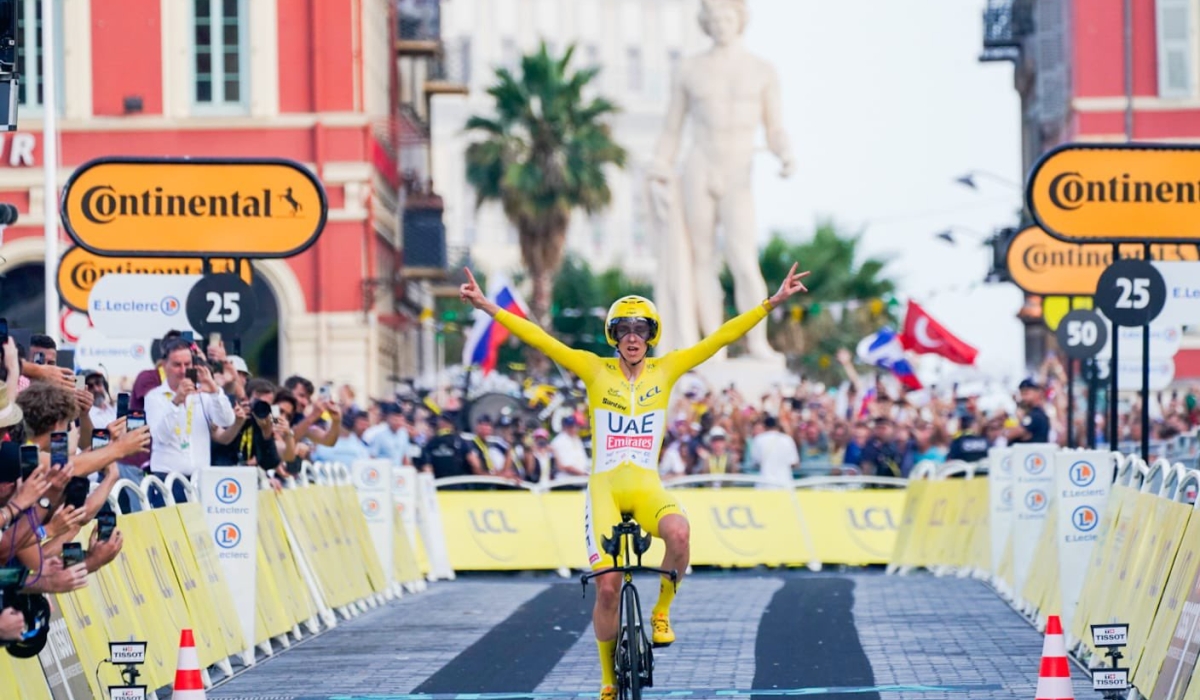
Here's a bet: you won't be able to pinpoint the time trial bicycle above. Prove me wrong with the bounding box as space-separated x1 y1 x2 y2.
581 513 678 700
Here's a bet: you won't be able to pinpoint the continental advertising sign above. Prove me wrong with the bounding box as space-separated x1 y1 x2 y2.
61 157 328 258
1007 226 1199 295
56 245 250 313
1027 143 1200 242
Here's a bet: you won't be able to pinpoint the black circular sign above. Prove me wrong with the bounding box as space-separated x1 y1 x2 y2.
186 273 256 336
1055 309 1108 360
1094 259 1166 327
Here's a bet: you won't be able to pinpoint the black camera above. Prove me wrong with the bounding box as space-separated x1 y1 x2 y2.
251 399 272 421
0 567 49 658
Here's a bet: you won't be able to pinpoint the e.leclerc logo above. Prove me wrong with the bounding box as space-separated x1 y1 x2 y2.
362 498 381 517
215 478 241 504
215 522 241 549
1068 460 1096 488
160 295 181 315
1072 505 1099 532
362 467 381 487
1001 485 1013 508
1024 489 1048 511
1024 453 1047 475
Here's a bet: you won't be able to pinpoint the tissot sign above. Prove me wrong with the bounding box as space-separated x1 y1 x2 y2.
1027 143 1200 242
1006 226 1200 295
60 156 328 258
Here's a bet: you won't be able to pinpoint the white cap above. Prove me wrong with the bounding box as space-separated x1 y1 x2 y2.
708 427 727 440
228 355 250 374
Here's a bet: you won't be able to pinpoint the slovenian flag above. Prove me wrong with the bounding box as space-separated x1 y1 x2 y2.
462 276 529 375
856 327 923 390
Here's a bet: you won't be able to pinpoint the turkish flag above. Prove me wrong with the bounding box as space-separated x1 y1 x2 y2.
899 301 979 365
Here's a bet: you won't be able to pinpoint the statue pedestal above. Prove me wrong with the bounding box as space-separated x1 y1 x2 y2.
687 356 792 403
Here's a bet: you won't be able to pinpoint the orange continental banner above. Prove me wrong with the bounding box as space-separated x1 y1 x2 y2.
1027 143 1200 242
61 157 327 258
1007 226 1200 295
56 245 251 313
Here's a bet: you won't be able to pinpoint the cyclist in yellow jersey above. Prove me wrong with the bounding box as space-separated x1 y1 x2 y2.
459 264 810 700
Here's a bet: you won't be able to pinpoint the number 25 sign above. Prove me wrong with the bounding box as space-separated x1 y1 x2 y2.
185 274 257 336
1094 259 1167 327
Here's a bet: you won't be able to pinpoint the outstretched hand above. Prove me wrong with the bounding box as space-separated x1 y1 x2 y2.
768 263 811 307
459 268 498 316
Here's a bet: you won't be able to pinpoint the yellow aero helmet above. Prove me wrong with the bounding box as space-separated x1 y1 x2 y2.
605 295 662 347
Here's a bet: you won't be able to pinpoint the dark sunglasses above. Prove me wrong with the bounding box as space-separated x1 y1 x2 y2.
612 319 653 341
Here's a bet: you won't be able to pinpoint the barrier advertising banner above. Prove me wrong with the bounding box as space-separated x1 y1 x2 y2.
393 465 420 553
1054 451 1113 633
351 459 394 589
988 447 1014 585
416 471 455 579
199 467 259 656
1010 443 1057 595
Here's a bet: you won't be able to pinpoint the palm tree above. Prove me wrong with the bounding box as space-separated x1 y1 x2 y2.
465 42 627 335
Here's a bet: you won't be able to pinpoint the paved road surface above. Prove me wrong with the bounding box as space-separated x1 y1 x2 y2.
204 571 1094 700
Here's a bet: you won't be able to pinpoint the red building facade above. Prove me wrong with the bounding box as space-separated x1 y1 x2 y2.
984 0 1200 375
0 0 455 394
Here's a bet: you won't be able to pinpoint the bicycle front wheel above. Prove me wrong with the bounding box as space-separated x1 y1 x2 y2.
620 584 643 700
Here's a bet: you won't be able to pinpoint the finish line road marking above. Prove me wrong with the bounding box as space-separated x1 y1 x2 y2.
254 684 1009 700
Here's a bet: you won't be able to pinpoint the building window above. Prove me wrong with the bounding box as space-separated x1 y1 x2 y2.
16 0 61 110
1157 0 1195 98
192 0 248 110
627 47 643 93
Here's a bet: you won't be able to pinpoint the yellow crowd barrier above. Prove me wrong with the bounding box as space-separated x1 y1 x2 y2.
434 475 908 571
890 449 1200 700
10 460 430 699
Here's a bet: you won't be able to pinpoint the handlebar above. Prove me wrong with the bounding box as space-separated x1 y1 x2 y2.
580 566 679 598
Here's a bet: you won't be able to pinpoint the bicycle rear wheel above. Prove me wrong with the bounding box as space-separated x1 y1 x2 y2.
620 584 642 700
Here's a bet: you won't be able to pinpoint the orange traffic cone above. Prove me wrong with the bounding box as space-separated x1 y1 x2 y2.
1035 615 1074 700
172 629 206 699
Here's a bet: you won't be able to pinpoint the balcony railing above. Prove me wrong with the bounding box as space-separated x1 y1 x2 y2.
426 49 469 96
397 0 441 54
980 0 1033 62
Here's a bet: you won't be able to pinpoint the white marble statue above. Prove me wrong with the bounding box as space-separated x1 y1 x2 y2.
648 0 794 362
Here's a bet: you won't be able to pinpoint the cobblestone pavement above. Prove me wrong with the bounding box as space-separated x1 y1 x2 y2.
204 571 1096 700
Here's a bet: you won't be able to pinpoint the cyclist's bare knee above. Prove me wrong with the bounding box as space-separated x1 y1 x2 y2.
594 571 621 606
659 514 690 552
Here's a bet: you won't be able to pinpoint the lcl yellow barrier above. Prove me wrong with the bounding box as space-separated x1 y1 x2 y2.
16 468 422 698
436 479 907 571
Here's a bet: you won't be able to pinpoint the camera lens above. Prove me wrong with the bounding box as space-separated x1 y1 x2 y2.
252 400 271 420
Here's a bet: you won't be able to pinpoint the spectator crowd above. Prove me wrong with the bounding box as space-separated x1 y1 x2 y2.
0 323 1195 653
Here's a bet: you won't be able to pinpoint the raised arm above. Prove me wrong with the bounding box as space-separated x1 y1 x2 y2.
666 263 811 380
459 268 596 380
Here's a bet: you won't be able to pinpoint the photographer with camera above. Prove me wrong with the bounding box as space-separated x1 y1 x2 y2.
212 379 295 482
144 338 236 505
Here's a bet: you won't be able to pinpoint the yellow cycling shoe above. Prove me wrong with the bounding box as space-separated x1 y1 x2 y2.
599 685 617 700
651 612 675 647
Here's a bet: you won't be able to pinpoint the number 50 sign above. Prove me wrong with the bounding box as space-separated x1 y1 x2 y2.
185 273 257 336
